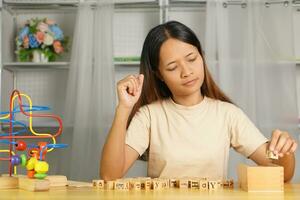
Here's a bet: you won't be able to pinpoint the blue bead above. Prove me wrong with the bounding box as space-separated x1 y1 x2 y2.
11 155 21 165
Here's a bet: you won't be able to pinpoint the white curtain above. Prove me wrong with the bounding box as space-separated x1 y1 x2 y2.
205 0 298 179
63 0 115 181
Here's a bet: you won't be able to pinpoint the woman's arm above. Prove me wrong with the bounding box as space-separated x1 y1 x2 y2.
100 105 139 180
100 74 144 181
249 129 297 182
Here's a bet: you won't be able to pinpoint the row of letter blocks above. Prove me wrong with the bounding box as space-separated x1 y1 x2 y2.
92 177 233 191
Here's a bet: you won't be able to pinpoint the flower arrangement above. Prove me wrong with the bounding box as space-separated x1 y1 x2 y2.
15 18 69 62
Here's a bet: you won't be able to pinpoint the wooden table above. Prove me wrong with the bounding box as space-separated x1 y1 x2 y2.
0 183 299 200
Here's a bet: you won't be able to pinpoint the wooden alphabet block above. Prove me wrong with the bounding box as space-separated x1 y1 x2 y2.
92 179 104 189
188 179 199 189
161 179 169 189
199 179 208 191
238 164 283 192
114 180 129 191
222 179 234 188
104 180 115 190
208 181 218 190
176 178 189 189
130 180 141 190
266 150 279 160
141 178 152 190
169 178 177 188
152 179 162 190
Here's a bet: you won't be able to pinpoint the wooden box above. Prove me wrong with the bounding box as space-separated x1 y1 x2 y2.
237 164 284 192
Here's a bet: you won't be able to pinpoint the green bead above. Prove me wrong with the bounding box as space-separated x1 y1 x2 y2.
34 173 47 179
20 154 27 167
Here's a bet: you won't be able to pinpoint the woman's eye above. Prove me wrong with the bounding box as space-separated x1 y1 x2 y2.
167 66 177 71
188 57 197 62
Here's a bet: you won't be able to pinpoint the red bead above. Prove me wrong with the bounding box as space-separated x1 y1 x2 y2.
15 141 27 151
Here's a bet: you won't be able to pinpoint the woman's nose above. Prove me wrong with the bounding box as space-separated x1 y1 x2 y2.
181 63 193 78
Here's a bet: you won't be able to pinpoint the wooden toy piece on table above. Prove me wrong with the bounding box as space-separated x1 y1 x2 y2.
67 180 93 188
0 175 18 189
140 177 152 190
176 178 189 189
221 179 234 188
199 178 209 191
114 179 130 191
46 175 68 187
92 179 104 189
18 176 50 191
129 179 141 190
237 164 284 192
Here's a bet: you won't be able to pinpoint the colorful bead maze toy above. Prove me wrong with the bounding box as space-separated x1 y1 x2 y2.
0 90 68 191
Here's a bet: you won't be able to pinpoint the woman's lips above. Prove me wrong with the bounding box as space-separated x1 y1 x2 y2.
182 78 198 86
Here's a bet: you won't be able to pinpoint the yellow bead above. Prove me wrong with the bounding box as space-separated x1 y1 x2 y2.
34 161 49 174
26 157 37 170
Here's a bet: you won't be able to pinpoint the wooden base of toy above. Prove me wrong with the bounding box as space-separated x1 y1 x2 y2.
0 175 69 191
0 176 19 189
238 164 284 192
18 177 50 191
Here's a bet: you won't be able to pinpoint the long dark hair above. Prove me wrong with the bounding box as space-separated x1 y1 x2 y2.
128 21 232 128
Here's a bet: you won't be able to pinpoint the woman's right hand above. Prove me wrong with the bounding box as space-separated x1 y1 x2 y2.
117 74 144 110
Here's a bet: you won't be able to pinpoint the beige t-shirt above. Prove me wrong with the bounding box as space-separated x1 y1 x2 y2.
125 96 268 179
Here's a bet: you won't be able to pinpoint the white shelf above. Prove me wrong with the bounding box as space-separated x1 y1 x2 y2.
4 0 78 4
2 62 70 71
114 61 140 66
170 0 206 2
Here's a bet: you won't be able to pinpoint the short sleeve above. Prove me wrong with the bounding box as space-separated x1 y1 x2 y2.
229 106 268 157
125 106 150 156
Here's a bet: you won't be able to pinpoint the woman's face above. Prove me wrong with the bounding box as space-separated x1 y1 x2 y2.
158 38 204 98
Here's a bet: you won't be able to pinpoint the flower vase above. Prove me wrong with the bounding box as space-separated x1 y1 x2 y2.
40 52 49 63
32 50 41 63
32 50 49 63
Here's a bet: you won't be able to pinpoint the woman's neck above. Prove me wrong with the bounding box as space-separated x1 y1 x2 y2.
172 92 203 106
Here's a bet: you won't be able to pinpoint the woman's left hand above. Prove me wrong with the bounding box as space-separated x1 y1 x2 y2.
269 129 298 158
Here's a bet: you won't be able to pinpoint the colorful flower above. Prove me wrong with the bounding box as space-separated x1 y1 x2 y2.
45 19 55 25
35 31 45 44
18 26 29 41
28 34 39 48
49 25 64 40
53 41 64 54
43 33 54 46
37 22 49 33
23 36 29 48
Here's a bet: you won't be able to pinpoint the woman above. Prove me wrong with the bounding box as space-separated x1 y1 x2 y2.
100 21 297 182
